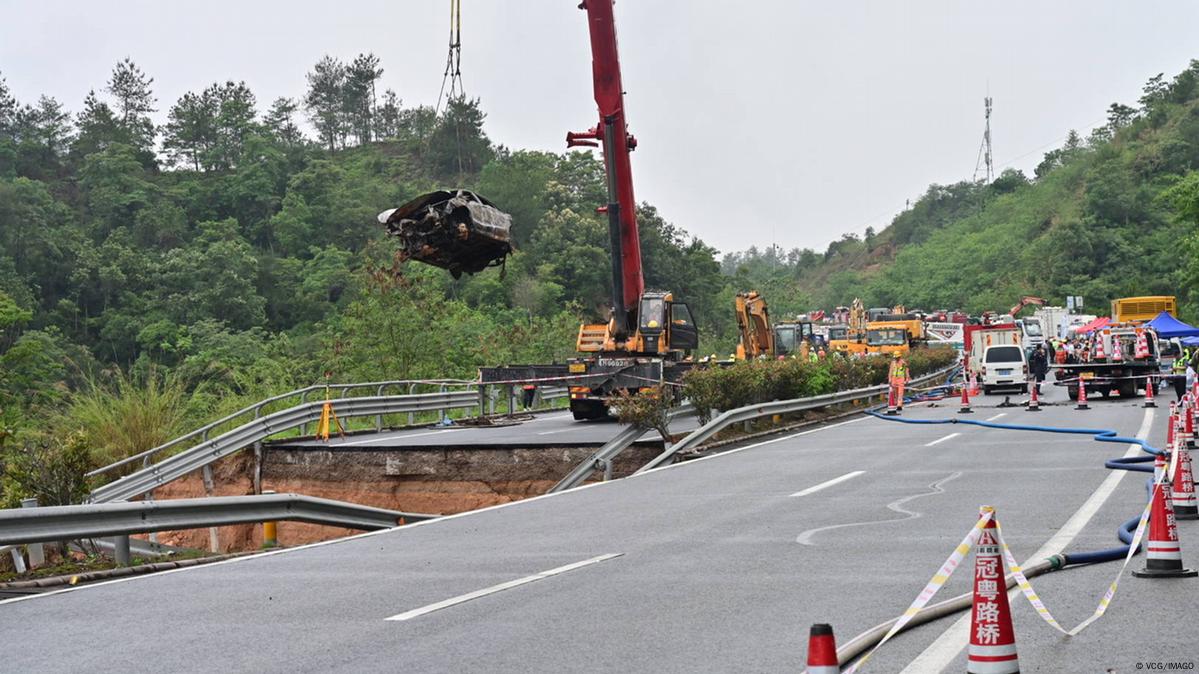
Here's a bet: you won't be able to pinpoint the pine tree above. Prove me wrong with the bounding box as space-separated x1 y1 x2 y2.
304 56 346 152
163 90 216 171
344 53 383 145
105 58 156 151
0 72 16 139
265 97 304 147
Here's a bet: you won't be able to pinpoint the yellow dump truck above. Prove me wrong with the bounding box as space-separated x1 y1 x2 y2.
1110 296 1176 324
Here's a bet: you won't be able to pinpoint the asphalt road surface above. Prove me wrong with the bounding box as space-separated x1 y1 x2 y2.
276 409 702 448
3 385 1195 672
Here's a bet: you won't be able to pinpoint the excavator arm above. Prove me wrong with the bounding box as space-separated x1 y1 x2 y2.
735 291 774 359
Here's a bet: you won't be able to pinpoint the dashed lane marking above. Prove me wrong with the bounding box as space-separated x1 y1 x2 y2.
788 471 866 497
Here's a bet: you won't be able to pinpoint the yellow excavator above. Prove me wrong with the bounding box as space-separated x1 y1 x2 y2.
830 298 868 355
734 291 816 360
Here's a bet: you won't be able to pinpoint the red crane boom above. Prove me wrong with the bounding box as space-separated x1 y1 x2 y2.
567 0 644 337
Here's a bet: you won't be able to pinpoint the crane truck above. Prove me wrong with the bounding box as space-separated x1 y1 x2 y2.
478 0 699 420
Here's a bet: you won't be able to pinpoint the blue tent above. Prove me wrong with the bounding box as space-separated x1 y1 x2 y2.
1147 311 1199 338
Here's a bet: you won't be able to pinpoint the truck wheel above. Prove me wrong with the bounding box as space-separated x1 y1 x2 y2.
983 385 993 395
1118 380 1136 398
1067 386 1079 401
569 399 611 421
1100 387 1111 399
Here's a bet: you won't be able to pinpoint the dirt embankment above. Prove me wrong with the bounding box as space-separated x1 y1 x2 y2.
142 443 659 552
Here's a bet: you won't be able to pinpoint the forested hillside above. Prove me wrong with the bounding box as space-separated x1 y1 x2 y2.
724 61 1199 321
0 55 731 488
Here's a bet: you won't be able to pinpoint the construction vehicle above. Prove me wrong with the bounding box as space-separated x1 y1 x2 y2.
734 291 773 360
733 291 816 360
478 0 698 420
1052 324 1162 400
865 316 926 356
1008 296 1046 316
830 299 868 355
964 323 1021 380
1111 296 1177 323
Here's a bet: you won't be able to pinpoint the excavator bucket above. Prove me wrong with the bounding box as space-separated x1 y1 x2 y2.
377 189 513 278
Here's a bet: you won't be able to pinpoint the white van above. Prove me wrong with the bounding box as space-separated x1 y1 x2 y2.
981 344 1028 394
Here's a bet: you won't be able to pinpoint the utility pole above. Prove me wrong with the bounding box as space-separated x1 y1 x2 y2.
973 96 994 183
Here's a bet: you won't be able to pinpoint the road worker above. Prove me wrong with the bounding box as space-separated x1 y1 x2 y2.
889 352 910 411
1174 343 1190 400
521 383 537 410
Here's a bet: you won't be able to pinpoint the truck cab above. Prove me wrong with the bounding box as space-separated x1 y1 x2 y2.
866 327 910 357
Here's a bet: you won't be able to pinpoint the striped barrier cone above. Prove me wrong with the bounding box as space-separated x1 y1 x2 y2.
1144 375 1157 408
1094 333 1106 360
805 623 838 674
1153 447 1167 487
1186 396 1196 449
968 506 1019 674
1135 328 1150 359
1167 402 1177 453
885 383 900 416
1075 379 1090 410
1133 476 1198 578
1173 442 1199 520
1025 382 1041 412
959 382 974 414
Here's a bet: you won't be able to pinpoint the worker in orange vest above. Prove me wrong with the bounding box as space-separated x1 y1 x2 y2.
521 383 536 410
889 352 910 411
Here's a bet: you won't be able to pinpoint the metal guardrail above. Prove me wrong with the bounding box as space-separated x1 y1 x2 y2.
88 391 484 504
548 403 695 494
0 494 436 546
635 364 958 474
88 379 478 479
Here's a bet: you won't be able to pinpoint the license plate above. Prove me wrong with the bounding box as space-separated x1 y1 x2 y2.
998 369 1012 375
1081 372 1095 380
568 363 587 373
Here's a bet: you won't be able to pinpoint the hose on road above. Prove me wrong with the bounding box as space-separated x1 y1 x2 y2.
832 388 1165 668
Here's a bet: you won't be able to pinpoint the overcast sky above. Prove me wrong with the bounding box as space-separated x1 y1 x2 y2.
3 1 1198 256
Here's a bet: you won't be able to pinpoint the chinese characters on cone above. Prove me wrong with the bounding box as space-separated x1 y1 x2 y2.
968 506 1019 674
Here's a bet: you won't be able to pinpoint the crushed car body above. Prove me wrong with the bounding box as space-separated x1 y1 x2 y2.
377 190 513 278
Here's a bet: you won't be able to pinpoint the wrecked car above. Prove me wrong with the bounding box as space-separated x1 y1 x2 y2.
377 190 513 278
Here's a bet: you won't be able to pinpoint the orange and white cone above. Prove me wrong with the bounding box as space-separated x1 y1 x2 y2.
885 383 900 416
968 506 1019 674
970 371 980 396
1186 396 1196 449
1173 440 1199 520
1076 379 1090 410
1025 382 1041 412
1144 375 1157 408
1135 328 1150 359
959 381 974 414
1154 446 1168 486
805 623 838 674
1133 473 1198 578
1094 333 1107 360
1167 402 1177 452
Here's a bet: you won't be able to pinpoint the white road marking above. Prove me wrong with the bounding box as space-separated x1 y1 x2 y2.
899 408 1154 673
924 432 960 447
796 472 962 545
985 413 1007 421
537 427 577 436
0 409 874 606
384 553 623 622
788 471 866 497
339 428 465 446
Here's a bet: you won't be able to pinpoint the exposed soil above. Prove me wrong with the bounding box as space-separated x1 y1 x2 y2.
139 442 660 552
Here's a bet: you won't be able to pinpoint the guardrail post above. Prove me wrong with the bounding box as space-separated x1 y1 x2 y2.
440 384 449 423
113 535 131 566
299 390 310 436
262 490 278 548
202 465 221 553
478 385 486 418
252 442 263 495
376 384 387 431
9 546 26 574
508 384 516 417
488 385 496 415
19 498 45 568
408 384 417 426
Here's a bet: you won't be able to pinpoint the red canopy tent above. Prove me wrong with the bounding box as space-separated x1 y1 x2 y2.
1075 316 1111 334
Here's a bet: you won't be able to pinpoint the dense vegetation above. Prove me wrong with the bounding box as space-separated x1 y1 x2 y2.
725 61 1199 322
2 55 1197 505
0 55 732 503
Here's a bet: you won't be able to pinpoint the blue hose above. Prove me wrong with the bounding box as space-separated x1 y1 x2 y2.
866 398 1164 567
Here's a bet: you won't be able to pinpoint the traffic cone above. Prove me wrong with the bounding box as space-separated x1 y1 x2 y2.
885 383 900 416
968 506 1019 674
1172 441 1198 520
805 623 838 674
1154 446 1167 486
1135 328 1150 359
1076 379 1090 410
1094 333 1107 360
959 382 974 414
1025 382 1041 412
1167 403 1177 457
1186 396 1196 449
1144 375 1157 408
1133 475 1198 578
